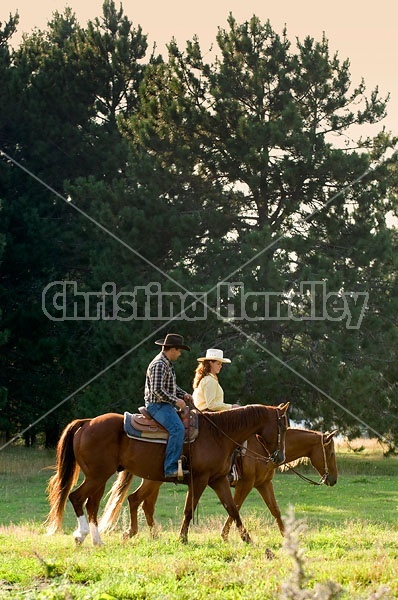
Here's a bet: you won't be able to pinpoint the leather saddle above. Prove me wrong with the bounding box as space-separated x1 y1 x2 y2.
125 406 199 443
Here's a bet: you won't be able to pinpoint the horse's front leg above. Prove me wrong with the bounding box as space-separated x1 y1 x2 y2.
221 478 253 541
210 477 252 543
179 479 207 543
256 480 285 535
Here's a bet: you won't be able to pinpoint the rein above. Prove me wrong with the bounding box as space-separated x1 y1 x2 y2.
282 433 331 486
194 405 287 465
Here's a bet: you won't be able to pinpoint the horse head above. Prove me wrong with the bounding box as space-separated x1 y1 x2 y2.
322 429 338 486
265 402 289 466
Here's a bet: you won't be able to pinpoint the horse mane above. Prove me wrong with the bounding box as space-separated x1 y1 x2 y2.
291 427 320 435
198 404 273 439
278 457 309 471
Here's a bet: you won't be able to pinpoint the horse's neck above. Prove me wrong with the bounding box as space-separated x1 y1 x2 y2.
285 430 320 463
208 406 269 444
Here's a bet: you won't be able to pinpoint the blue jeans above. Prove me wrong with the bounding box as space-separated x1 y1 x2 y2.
145 402 185 476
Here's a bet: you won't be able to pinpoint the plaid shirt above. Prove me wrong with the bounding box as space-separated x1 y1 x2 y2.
144 351 187 406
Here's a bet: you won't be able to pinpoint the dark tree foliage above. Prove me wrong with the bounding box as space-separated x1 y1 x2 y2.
0 2 153 444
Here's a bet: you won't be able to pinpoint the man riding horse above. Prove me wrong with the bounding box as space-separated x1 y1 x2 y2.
144 333 193 480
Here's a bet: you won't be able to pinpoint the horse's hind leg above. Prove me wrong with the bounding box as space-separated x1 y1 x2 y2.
126 480 162 539
69 482 90 545
142 487 161 538
86 484 107 545
69 478 107 546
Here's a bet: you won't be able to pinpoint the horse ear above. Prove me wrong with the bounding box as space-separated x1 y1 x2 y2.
278 402 289 412
324 429 338 445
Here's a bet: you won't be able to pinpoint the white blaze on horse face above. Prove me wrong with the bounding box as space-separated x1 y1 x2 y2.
89 522 103 546
73 515 89 544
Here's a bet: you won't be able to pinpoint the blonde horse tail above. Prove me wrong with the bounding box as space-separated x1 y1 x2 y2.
99 470 134 534
45 419 90 534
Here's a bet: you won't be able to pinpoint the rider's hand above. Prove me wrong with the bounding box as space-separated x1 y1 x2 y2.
175 398 186 410
183 393 194 406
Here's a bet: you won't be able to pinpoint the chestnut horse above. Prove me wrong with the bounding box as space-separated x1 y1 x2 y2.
46 403 288 545
100 427 337 540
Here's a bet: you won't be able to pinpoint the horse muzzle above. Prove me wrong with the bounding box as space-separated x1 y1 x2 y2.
325 474 337 487
271 449 285 466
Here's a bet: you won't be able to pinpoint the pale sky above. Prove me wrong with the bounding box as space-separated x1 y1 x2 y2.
2 0 397 133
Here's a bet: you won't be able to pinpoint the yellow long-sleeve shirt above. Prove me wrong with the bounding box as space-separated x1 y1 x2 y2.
192 374 233 411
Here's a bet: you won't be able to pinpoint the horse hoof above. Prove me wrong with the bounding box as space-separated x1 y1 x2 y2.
265 548 275 560
242 532 252 544
221 527 230 541
92 540 103 547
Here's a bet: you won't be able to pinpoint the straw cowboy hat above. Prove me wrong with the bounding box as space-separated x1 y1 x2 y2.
155 333 191 351
197 349 231 363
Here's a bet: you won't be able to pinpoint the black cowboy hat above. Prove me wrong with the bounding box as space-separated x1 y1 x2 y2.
155 333 190 351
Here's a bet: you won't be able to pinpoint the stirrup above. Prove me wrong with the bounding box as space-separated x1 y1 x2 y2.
228 464 239 487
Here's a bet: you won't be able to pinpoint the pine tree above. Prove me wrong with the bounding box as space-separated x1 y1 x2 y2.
124 14 398 444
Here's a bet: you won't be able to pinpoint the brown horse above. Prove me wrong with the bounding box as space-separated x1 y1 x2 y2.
46 403 289 545
99 427 337 541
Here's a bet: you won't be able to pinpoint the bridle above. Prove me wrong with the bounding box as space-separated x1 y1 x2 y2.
283 433 333 486
194 404 288 465
255 405 288 464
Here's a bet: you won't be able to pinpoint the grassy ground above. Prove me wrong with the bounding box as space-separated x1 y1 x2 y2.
0 438 397 599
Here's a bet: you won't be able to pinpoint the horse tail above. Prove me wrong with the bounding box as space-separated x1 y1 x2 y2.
99 470 134 534
45 419 90 534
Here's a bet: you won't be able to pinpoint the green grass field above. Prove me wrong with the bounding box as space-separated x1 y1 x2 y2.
0 440 397 599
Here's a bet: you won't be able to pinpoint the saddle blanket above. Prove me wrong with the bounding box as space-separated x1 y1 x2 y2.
124 411 168 444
